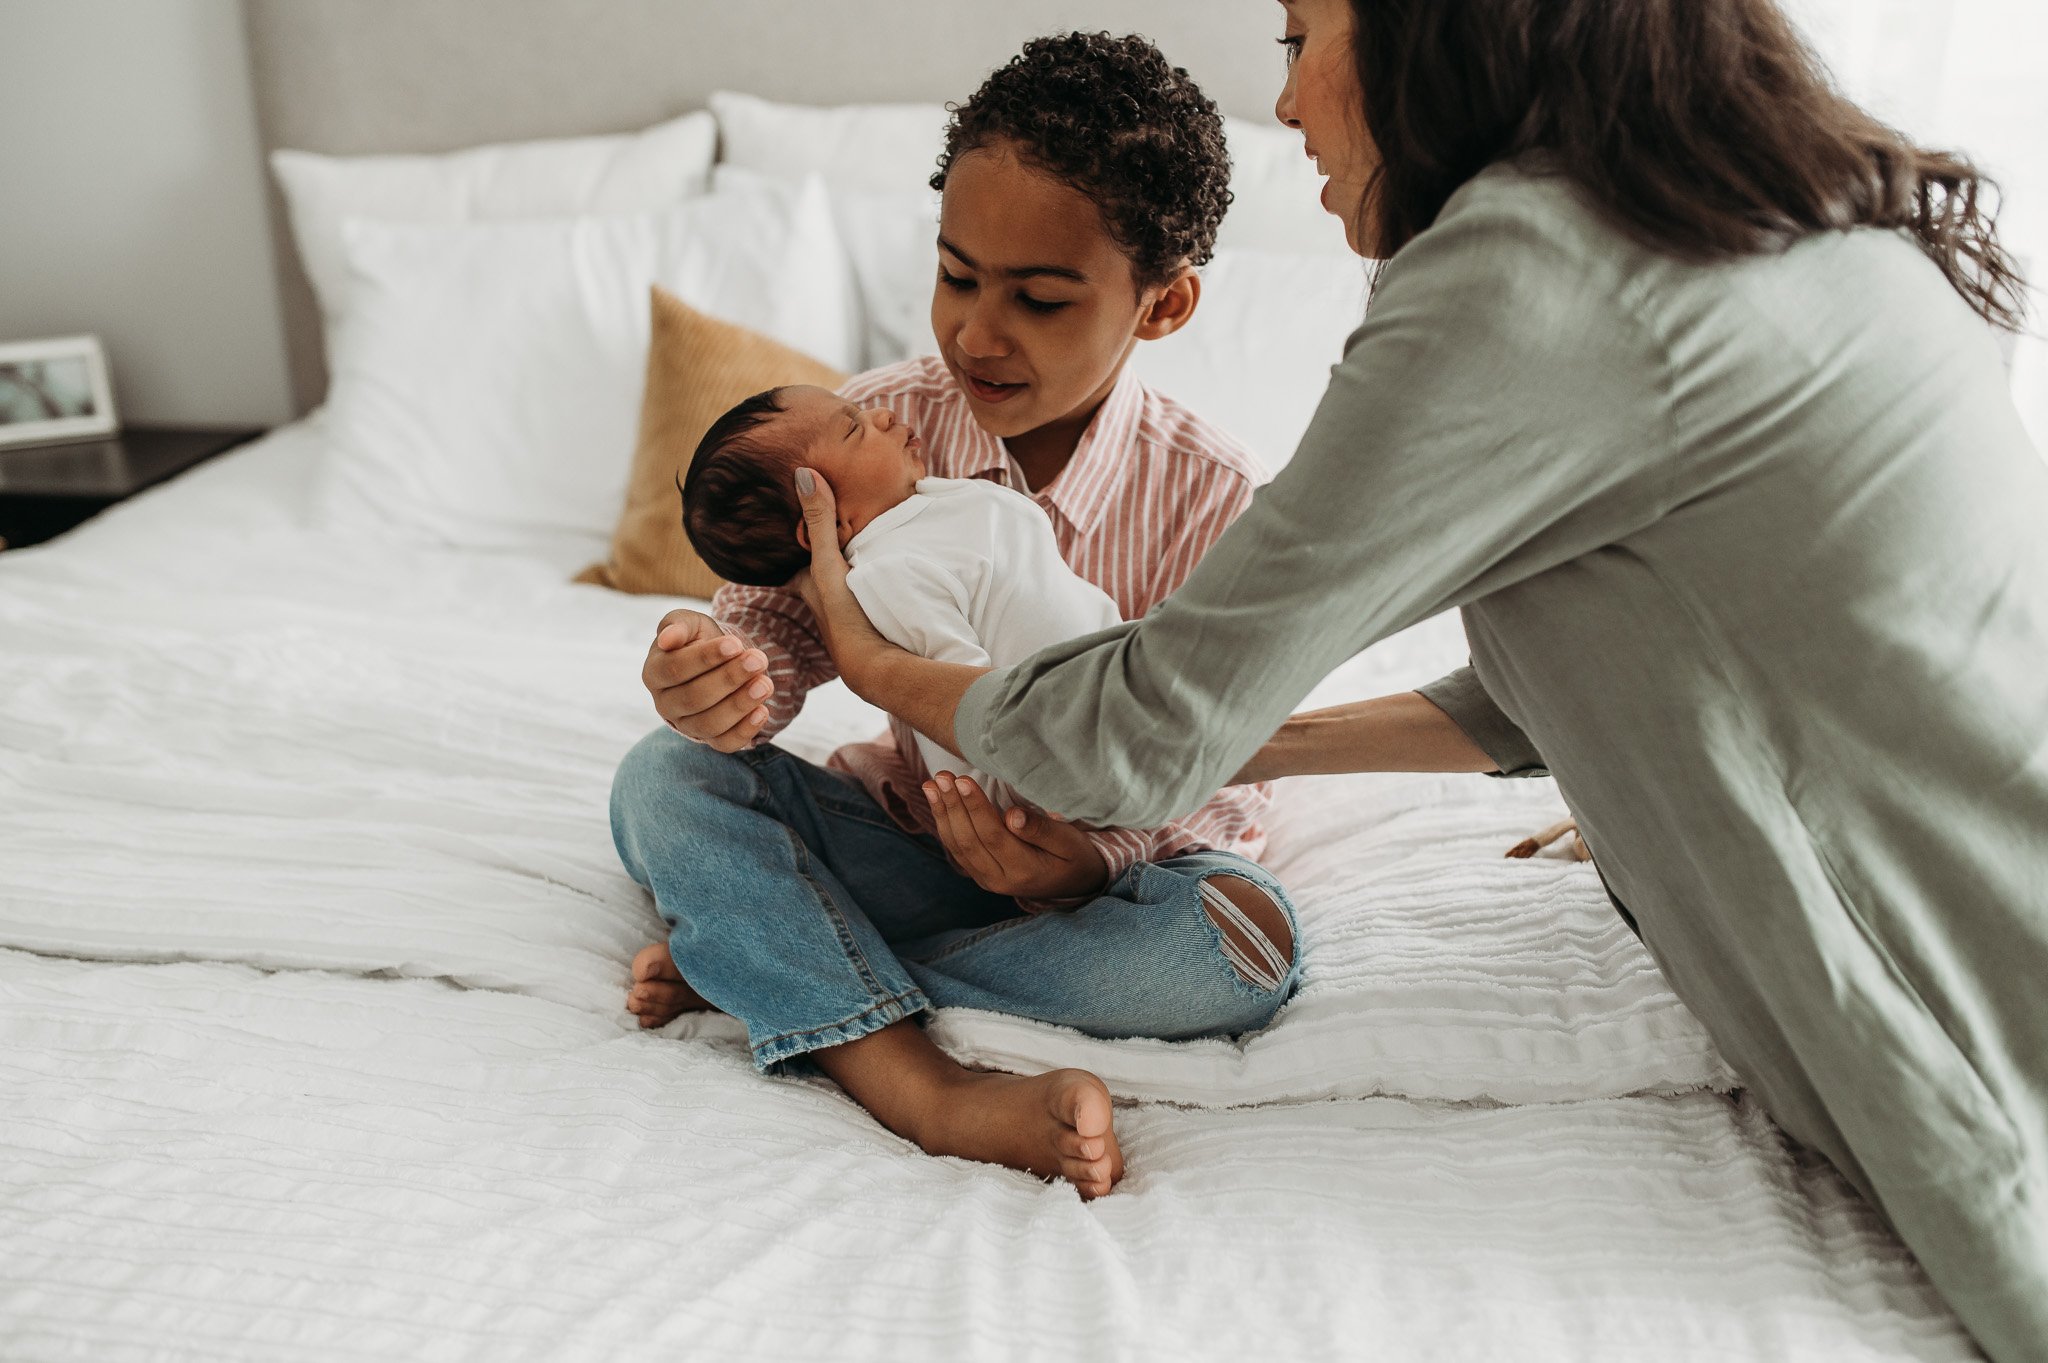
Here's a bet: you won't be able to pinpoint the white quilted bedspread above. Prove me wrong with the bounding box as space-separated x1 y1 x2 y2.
0 950 1972 1362
0 425 1971 1359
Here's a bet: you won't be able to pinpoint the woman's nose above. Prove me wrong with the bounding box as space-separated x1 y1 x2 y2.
1275 71 1300 129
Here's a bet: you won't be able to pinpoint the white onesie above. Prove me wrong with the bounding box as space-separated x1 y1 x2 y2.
843 476 1122 807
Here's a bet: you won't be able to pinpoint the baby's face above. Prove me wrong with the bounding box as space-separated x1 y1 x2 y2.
774 385 927 545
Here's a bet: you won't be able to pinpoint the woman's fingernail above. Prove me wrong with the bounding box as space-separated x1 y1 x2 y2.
936 774 953 792
922 784 937 801
718 636 741 657
741 651 766 673
795 467 816 496
748 678 771 699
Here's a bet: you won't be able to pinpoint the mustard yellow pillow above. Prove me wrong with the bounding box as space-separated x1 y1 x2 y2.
578 285 847 598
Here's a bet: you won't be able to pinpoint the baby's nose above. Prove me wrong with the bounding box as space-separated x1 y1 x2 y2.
870 407 895 431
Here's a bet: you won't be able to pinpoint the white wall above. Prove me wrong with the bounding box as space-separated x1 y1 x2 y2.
0 0 2035 442
0 0 293 428
1784 0 2048 448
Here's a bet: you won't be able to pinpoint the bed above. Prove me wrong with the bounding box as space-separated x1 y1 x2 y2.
0 419 1976 1360
0 5 1985 1358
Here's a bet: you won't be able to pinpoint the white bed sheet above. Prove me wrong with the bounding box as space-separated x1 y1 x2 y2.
0 950 1972 1362
0 422 1725 1108
0 423 1967 1357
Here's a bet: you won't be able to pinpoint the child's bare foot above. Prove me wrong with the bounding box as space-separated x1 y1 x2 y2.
625 942 716 1027
908 1067 1124 1198
800 1021 1126 1195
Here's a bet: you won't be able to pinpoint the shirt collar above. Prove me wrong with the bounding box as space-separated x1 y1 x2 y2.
945 406 1012 482
844 485 936 559
1014 364 1147 536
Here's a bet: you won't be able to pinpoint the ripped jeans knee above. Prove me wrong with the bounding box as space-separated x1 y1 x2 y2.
1199 873 1297 992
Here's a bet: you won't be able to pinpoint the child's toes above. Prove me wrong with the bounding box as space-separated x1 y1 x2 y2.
1055 1128 1105 1162
631 943 681 983
1062 1157 1114 1198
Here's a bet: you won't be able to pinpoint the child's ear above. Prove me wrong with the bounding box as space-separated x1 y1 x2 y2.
1133 266 1201 342
794 519 810 552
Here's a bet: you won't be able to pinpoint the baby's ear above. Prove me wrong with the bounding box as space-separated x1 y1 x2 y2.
794 519 811 552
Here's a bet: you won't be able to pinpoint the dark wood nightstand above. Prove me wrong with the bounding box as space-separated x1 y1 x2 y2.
0 424 264 550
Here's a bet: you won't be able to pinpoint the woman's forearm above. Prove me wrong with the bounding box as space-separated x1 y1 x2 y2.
1235 690 1500 783
853 648 990 758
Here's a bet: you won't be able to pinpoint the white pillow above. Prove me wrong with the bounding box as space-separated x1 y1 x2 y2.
272 112 717 339
713 165 939 369
709 90 948 191
316 178 859 557
709 93 1349 259
1129 248 1371 475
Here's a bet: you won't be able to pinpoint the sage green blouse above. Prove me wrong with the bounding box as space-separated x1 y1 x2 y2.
955 162 2048 1361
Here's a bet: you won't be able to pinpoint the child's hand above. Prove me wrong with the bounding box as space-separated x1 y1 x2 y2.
924 775 1109 904
643 609 773 752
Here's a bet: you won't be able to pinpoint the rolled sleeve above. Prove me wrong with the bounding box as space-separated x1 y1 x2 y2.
955 668 1012 776
1416 665 1550 778
713 582 841 744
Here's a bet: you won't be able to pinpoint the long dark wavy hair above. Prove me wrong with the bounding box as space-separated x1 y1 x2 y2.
1348 0 2028 330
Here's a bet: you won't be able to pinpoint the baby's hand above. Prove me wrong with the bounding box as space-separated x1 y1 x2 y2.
924 774 1108 904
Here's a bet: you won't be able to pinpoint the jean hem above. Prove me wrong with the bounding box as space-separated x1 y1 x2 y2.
751 988 931 1073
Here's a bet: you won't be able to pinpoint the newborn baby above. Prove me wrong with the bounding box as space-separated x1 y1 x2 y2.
680 384 1122 803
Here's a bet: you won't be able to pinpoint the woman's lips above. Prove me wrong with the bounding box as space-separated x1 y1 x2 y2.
962 371 1026 404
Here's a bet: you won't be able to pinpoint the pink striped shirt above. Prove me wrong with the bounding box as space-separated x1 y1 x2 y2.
712 354 1273 887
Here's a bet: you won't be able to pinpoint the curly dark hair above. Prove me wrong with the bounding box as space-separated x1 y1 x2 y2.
679 388 808 589
932 32 1233 287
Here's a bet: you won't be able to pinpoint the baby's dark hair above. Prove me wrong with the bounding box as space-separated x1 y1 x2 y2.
932 32 1232 288
680 387 808 588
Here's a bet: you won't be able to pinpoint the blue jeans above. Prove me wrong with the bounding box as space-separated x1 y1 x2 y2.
608 728 1301 1071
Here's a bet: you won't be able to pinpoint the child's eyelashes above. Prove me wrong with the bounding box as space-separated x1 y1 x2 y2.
937 265 1070 315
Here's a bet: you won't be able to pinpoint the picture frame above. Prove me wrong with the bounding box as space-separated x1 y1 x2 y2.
0 334 120 449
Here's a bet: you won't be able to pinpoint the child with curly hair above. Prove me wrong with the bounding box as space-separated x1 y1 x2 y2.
612 33 1299 1197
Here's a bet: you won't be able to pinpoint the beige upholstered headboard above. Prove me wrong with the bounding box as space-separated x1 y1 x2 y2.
242 0 1291 415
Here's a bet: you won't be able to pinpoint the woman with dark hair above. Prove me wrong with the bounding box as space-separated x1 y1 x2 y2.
792 1 2046 1356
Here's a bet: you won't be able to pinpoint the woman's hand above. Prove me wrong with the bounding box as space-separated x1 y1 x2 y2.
788 467 898 698
926 774 1109 905
641 609 773 751
790 466 991 756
